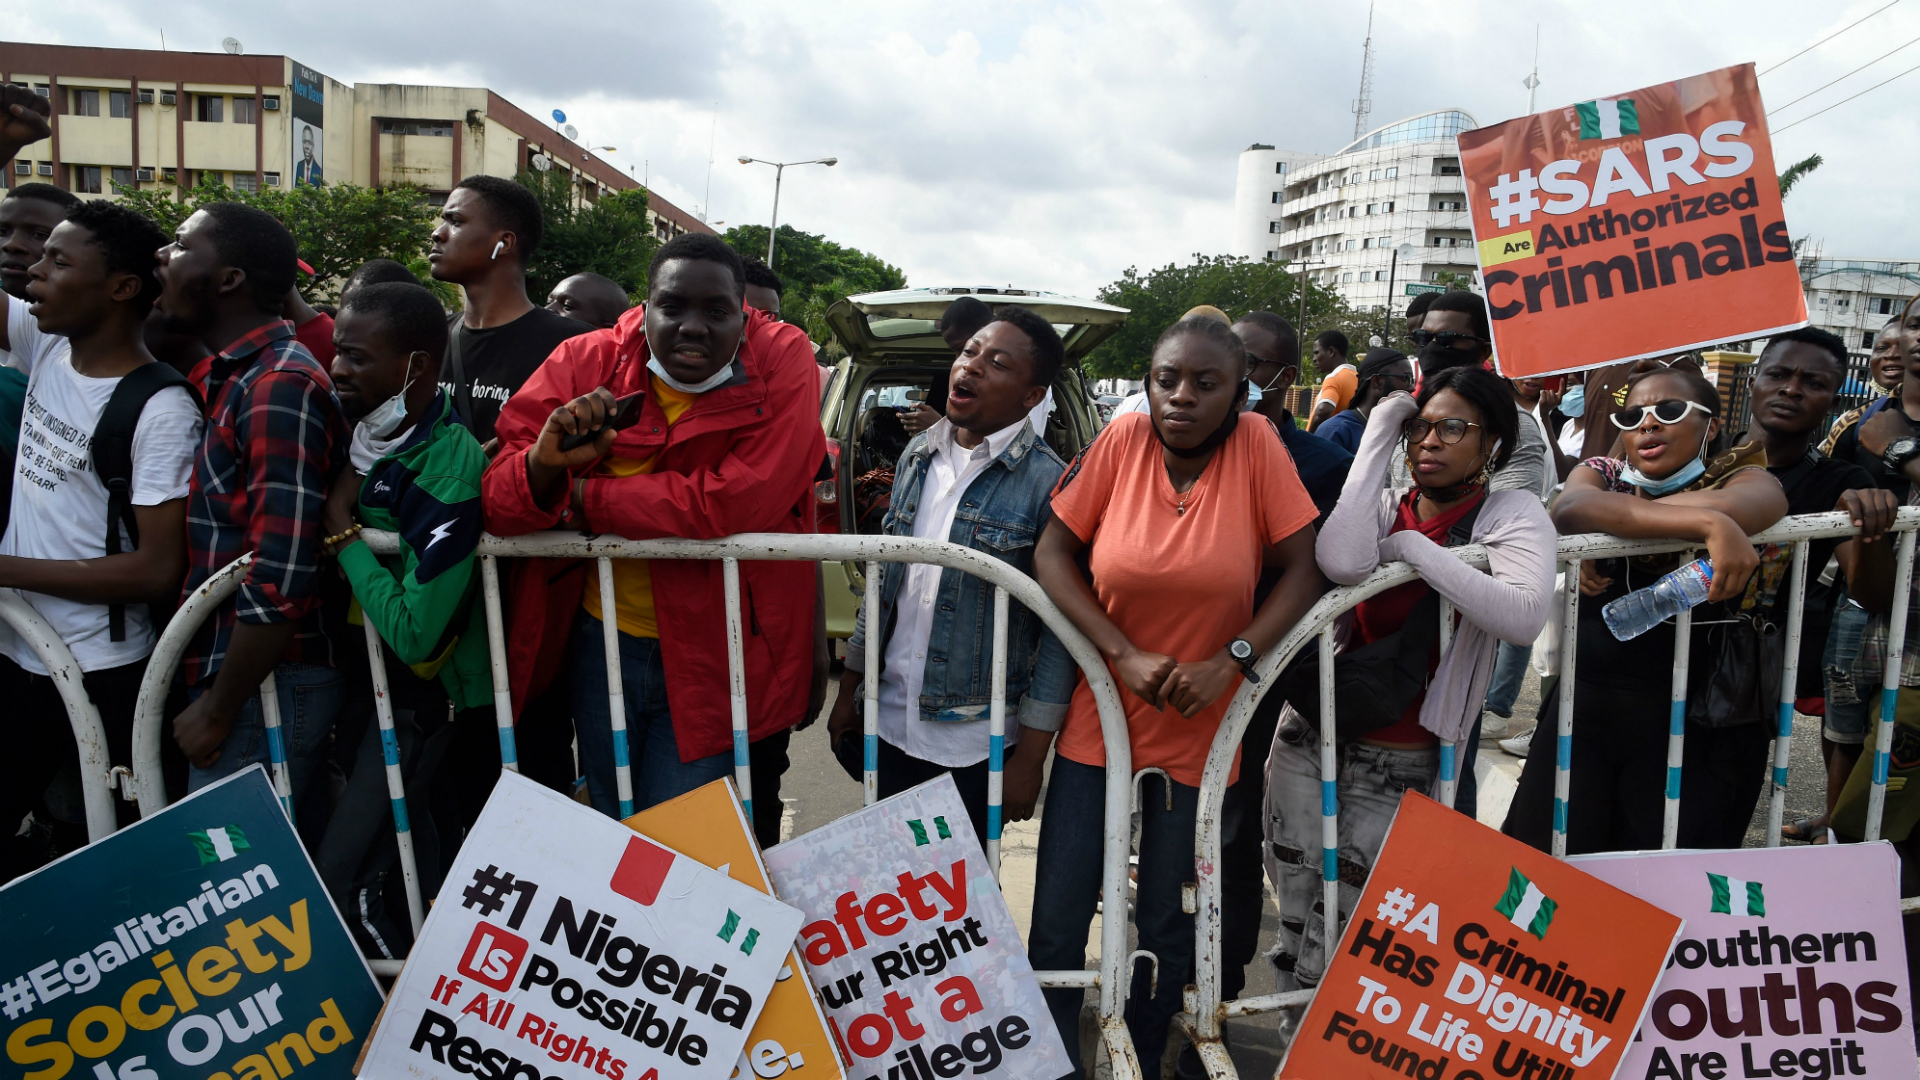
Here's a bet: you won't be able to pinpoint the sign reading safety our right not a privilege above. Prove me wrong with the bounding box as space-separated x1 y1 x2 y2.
1458 63 1808 376
1279 794 1683 1080
1575 844 1916 1080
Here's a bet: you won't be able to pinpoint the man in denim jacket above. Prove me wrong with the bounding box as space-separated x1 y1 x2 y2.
827 306 1077 841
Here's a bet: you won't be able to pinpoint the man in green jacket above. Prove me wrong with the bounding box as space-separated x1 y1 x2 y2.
318 282 489 945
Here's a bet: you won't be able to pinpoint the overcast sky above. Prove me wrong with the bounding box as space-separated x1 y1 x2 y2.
11 1 1918 296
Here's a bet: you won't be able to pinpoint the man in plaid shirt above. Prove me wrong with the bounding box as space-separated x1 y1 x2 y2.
154 203 347 812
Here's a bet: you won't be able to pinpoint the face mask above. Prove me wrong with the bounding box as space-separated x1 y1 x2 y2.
1244 381 1264 406
1620 425 1711 496
647 342 739 394
1418 341 1478 377
359 353 418 440
1559 385 1585 417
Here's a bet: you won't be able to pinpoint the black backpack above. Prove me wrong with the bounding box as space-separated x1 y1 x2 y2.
94 362 203 641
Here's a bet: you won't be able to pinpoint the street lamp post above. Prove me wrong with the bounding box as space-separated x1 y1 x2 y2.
737 155 838 269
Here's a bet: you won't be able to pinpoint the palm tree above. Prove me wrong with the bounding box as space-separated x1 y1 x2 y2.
1778 153 1824 197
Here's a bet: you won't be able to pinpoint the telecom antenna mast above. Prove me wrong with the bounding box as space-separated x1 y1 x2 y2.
1523 25 1542 113
1351 1 1376 141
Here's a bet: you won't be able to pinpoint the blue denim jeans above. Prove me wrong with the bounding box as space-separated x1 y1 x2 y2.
1483 639 1532 718
187 662 343 812
1823 599 1870 745
571 612 732 818
1028 757 1195 1080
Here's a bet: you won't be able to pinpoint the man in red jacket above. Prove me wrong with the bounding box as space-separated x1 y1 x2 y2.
482 233 824 817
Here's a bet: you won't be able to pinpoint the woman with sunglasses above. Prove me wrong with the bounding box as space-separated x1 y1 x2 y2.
1502 365 1788 854
1028 316 1325 1078
1262 364 1554 1004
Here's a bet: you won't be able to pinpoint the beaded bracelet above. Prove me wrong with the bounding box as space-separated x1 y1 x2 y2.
323 522 363 553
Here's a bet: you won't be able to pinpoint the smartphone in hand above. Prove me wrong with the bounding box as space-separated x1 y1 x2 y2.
559 391 644 451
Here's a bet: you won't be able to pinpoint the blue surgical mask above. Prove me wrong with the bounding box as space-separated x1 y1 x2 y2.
1560 385 1585 418
647 344 739 394
1620 425 1711 496
359 354 418 440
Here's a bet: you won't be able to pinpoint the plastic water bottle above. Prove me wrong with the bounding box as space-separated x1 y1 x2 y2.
1602 559 1713 641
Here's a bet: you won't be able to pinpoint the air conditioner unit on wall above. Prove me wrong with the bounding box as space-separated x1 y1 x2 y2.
137 89 154 104
12 161 28 175
160 169 176 183
263 171 280 186
262 96 280 110
36 163 53 176
159 90 176 106
136 167 154 182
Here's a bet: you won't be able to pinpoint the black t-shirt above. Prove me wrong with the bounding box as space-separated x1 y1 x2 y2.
1828 399 1916 493
443 307 593 442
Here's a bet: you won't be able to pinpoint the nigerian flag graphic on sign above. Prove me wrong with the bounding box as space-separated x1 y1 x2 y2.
1494 867 1557 940
188 824 250 864
1576 98 1640 140
1708 873 1766 916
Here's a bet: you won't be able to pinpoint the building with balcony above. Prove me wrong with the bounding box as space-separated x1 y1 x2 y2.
1232 108 1482 314
0 41 710 241
1796 255 1919 359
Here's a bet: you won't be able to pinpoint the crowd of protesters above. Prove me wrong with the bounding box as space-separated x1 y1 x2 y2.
7 81 1920 1078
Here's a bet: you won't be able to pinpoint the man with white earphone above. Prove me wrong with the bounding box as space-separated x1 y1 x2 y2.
428 174 595 795
427 175 592 448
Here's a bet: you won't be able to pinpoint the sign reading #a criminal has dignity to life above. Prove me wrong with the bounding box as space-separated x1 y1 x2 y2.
0 767 383 1080
1279 794 1683 1080
1457 63 1807 377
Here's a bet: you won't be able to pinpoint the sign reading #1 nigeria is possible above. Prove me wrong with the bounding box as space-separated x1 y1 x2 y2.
1458 63 1808 377
1574 844 1915 1080
762 774 1069 1080
0 766 383 1080
359 771 803 1080
1279 794 1683 1080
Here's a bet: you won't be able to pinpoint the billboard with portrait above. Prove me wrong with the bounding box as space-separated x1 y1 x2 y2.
290 61 326 187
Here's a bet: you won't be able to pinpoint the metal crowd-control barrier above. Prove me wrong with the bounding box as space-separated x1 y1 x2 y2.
1175 507 1920 1080
127 530 1152 1079
0 591 119 841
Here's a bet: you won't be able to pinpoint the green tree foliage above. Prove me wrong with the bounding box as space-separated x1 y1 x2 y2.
111 175 437 301
1777 153 1823 197
723 224 906 351
513 169 660 306
1082 254 1355 381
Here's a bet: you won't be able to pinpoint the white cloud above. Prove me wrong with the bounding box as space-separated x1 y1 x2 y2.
10 0 1916 294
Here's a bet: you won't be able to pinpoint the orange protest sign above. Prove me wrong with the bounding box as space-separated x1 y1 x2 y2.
1458 63 1807 377
1278 794 1682 1080
625 780 846 1080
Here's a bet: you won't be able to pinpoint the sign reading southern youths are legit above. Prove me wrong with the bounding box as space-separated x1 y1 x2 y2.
1279 794 1683 1080
359 771 804 1080
621 779 844 1080
1457 63 1807 377
1574 844 1915 1080
0 766 383 1080
762 775 1069 1080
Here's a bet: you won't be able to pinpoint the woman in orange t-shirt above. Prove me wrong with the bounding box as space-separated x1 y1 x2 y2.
1025 316 1324 1077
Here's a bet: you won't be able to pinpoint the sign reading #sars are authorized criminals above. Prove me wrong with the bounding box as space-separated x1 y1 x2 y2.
1458 63 1808 378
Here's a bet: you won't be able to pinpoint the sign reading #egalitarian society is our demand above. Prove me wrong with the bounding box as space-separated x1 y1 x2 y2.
0 766 383 1080
359 772 804 1080
1279 794 1683 1080
1575 844 1915 1080
1457 63 1807 377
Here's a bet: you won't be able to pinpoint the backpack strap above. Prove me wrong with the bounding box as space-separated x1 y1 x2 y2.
94 362 203 642
1444 493 1487 548
446 323 474 429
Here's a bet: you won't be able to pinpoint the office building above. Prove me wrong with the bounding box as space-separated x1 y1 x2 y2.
0 41 710 241
1796 255 1919 359
1232 108 1484 313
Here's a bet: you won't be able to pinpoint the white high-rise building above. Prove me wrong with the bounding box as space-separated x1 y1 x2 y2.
1795 256 1919 359
1231 109 1484 316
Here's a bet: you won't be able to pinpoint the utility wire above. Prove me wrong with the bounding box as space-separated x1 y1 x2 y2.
1774 59 1920 132
1767 32 1920 114
1760 0 1903 75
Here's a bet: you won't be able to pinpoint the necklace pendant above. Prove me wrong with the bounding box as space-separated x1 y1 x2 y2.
1176 504 1186 516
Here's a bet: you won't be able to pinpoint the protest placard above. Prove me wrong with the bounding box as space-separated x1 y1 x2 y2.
1457 63 1807 377
1279 793 1683 1080
621 780 844 1080
1574 844 1915 1080
0 766 383 1080
761 775 1067 1080
359 771 804 1080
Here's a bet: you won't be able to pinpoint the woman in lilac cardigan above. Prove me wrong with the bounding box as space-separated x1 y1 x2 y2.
1261 365 1556 1007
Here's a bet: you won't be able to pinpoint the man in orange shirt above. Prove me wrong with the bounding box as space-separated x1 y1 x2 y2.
1305 328 1353 430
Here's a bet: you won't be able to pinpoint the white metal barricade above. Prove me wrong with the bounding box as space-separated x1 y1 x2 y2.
0 590 119 840
1176 507 1920 1079
128 530 1151 1078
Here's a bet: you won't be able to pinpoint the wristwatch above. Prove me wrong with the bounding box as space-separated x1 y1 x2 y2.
1228 638 1261 683
1882 436 1920 476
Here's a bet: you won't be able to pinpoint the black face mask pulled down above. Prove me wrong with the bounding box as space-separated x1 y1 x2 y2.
1152 379 1248 459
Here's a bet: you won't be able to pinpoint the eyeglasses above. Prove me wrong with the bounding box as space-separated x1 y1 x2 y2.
1609 399 1713 431
1403 417 1483 444
1410 329 1487 351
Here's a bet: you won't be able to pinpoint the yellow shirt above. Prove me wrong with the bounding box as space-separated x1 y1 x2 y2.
582 375 698 637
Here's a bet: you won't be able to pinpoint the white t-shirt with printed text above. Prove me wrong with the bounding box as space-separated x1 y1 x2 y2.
0 299 202 673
